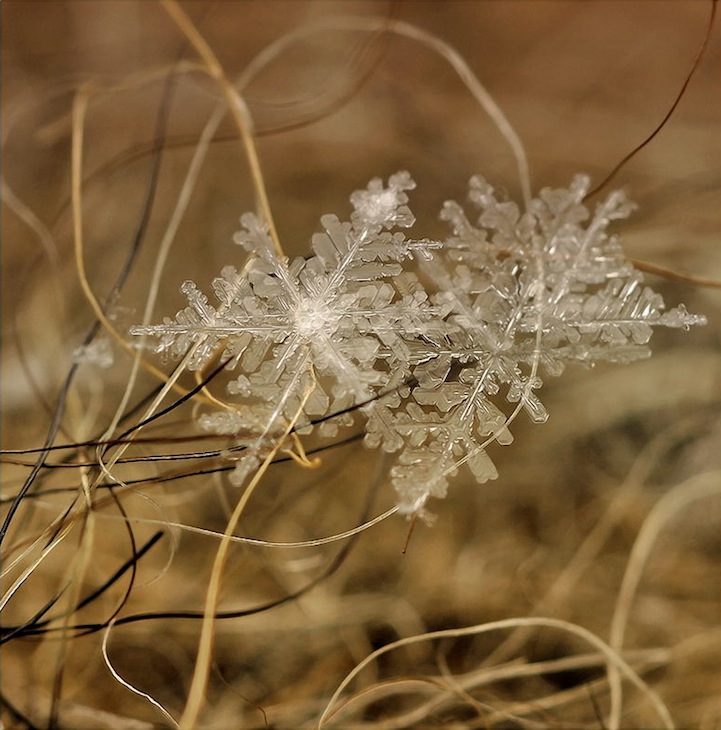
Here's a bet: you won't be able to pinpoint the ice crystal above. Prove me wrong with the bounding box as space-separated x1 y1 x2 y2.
133 173 704 512
132 173 444 482
367 174 705 515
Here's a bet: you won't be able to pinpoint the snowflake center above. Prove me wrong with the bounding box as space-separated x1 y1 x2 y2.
292 298 339 339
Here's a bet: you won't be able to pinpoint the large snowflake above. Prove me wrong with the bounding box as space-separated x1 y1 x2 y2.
132 173 445 482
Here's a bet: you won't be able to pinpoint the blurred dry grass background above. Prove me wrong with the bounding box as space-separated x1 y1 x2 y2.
2 2 720 728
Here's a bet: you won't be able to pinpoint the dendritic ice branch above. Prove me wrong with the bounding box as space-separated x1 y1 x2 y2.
132 173 705 515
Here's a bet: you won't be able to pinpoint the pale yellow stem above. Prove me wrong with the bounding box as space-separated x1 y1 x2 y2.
159 0 284 258
179 371 318 727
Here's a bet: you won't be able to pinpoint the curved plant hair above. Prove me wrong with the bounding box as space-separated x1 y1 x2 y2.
1 2 719 729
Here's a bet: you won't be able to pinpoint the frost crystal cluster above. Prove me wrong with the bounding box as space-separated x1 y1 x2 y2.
133 173 704 516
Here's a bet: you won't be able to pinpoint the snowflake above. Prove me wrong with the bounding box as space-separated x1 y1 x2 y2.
132 173 444 482
363 174 705 516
